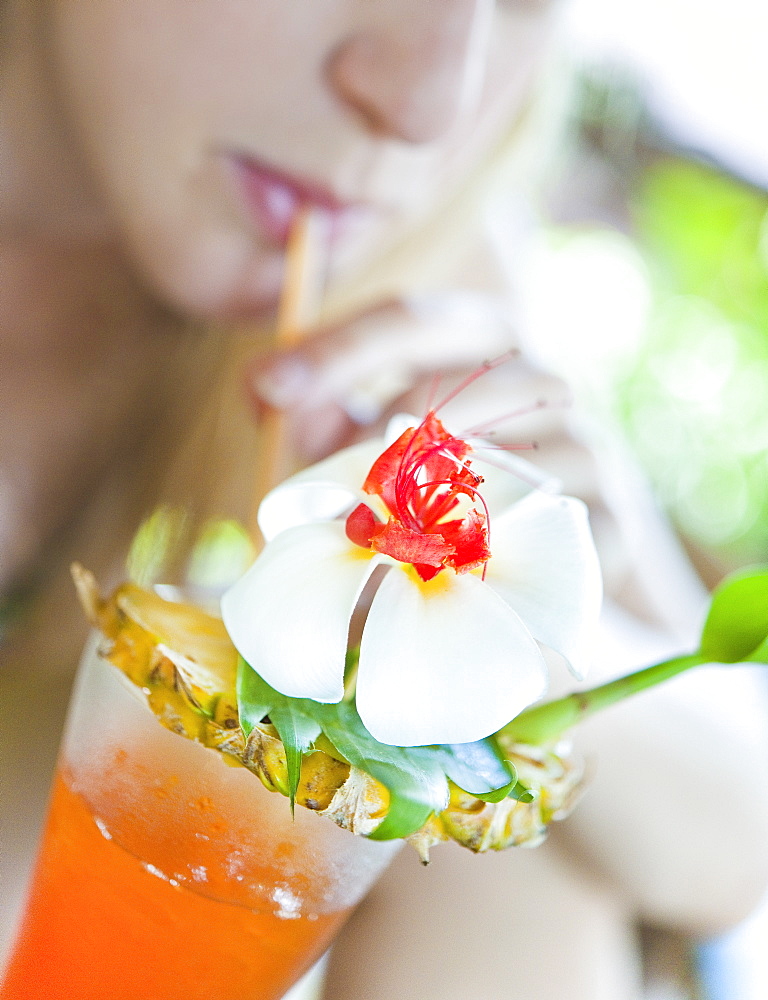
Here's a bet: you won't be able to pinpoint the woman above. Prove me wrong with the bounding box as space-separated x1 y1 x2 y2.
0 0 561 641
2 1 767 996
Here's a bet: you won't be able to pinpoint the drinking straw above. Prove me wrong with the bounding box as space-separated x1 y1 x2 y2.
249 207 326 543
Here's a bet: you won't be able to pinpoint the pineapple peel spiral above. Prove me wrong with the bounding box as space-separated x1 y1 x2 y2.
72 564 584 860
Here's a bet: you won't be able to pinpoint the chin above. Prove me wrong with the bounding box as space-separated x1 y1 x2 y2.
129 225 285 323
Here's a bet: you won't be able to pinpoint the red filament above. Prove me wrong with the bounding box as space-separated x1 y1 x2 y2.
345 412 491 581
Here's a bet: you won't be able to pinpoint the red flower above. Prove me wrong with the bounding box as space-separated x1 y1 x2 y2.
346 412 491 581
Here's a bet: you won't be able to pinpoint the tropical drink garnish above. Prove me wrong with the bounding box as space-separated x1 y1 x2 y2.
345 410 492 579
222 401 603 751
61 384 768 864
77 385 768 862
62 382 603 857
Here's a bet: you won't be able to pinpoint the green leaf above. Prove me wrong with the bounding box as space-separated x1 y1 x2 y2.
313 702 449 841
236 661 546 839
238 662 448 838
269 705 321 811
699 567 768 663
237 659 321 806
236 657 276 737
506 782 537 805
435 740 530 804
747 638 768 664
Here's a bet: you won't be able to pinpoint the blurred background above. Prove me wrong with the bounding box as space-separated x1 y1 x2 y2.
529 0 768 996
541 0 768 579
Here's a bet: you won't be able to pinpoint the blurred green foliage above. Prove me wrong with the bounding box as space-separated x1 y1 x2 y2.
616 158 768 566
126 505 254 592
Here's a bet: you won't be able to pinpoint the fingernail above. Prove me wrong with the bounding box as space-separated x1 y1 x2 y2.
251 355 314 409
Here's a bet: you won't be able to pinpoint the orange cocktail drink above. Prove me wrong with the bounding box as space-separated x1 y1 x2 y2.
2 637 398 1000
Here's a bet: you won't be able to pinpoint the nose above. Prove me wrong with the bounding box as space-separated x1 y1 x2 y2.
325 0 494 144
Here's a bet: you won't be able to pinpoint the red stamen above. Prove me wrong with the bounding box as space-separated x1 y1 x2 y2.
348 352 539 578
430 349 520 415
354 413 491 577
464 397 551 438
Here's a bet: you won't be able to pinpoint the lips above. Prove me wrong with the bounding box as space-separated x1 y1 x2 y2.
229 155 370 247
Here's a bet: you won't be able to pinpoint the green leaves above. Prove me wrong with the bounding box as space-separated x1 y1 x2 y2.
234 567 768 839
237 658 526 840
311 702 447 841
236 658 276 735
232 563 768 842
699 566 768 664
237 660 320 810
435 741 533 804
268 706 322 813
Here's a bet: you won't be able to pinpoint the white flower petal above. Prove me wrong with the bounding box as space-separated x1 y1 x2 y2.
221 522 377 702
356 569 548 746
383 413 420 442
484 492 603 680
258 415 429 542
258 439 386 541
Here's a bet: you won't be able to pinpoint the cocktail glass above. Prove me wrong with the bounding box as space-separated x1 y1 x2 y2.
1 632 400 999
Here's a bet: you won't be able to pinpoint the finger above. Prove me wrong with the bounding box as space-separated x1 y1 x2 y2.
247 292 519 430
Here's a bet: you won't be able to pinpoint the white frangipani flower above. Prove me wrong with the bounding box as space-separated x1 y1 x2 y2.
222 410 602 747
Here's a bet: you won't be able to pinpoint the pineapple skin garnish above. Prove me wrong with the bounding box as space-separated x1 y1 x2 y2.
72 564 583 859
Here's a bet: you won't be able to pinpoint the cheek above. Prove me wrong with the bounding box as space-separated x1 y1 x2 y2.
50 4 223 191
49 0 330 193
425 6 559 195
46 1 300 316
483 8 560 123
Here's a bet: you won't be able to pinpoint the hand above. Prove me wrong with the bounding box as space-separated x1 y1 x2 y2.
246 291 572 465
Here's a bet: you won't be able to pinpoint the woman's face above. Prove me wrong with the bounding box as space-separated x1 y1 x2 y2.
39 0 560 318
